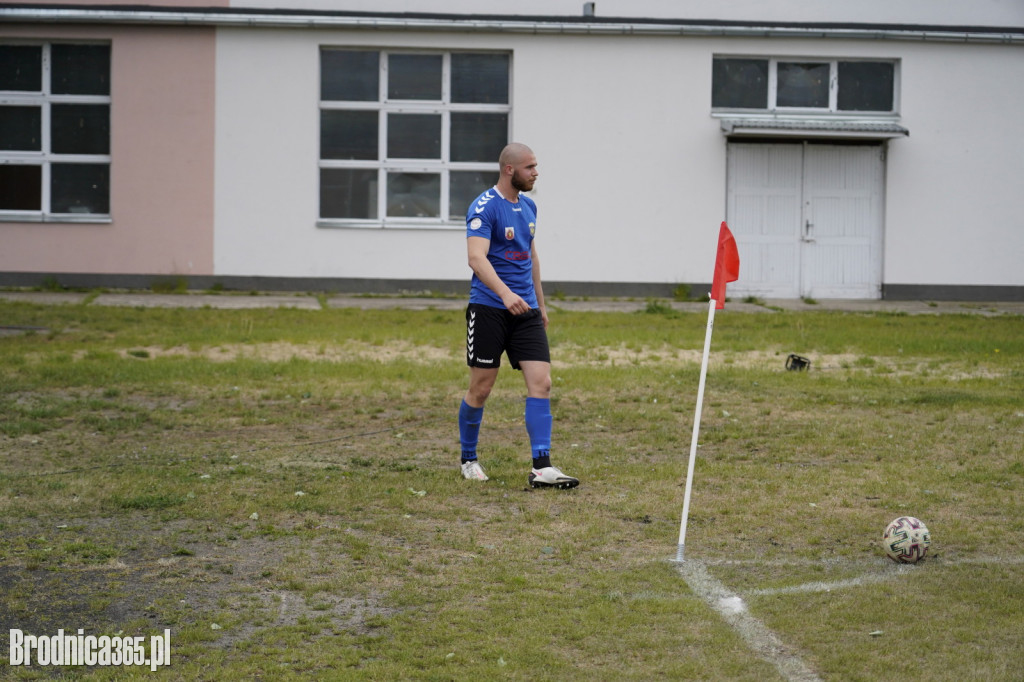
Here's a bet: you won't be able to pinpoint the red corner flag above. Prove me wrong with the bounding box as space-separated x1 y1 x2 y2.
710 221 740 309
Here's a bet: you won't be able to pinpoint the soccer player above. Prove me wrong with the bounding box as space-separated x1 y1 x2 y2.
457 142 579 489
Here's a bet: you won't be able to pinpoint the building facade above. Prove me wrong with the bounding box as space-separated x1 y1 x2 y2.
2 1 1023 299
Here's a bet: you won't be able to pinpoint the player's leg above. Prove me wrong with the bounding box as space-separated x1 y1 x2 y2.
510 313 579 490
461 366 497 457
520 361 577 488
520 360 553 467
459 305 505 481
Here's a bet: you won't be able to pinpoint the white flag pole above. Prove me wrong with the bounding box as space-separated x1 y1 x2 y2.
674 297 718 563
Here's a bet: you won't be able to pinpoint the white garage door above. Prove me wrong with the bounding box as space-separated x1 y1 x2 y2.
727 142 885 299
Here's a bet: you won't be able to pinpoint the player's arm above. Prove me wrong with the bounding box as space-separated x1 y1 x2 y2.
467 236 530 315
531 243 548 329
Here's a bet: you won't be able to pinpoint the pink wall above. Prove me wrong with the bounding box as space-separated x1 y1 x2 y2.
0 24 217 276
7 0 228 6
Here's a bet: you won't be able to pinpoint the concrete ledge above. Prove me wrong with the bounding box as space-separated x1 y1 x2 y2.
2 290 1022 316
882 284 1024 302
1 272 1021 302
0 273 695 299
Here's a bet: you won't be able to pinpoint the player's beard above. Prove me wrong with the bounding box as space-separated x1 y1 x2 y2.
511 172 535 193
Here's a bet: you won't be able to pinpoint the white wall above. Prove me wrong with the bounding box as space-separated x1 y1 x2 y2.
214 25 1024 289
215 28 319 277
507 34 726 286
885 42 1024 286
213 27 728 284
215 27 473 280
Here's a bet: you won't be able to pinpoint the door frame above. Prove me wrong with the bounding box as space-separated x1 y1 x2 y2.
726 140 885 300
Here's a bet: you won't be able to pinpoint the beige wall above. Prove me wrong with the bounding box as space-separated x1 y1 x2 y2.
0 24 217 276
12 0 228 6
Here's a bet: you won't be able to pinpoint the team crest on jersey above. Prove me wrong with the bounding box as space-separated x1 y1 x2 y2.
470 217 482 230
505 226 515 240
529 222 536 237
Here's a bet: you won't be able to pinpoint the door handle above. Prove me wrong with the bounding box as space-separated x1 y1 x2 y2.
802 219 815 243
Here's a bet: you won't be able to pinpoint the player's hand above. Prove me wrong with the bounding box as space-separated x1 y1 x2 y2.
502 292 530 315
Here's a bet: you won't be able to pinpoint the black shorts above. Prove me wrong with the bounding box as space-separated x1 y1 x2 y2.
466 303 550 370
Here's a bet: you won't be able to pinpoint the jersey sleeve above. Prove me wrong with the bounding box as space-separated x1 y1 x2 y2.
466 188 498 239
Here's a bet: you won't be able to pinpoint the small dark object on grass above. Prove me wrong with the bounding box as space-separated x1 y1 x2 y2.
786 354 811 371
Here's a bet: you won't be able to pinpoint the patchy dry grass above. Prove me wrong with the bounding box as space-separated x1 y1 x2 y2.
0 301 1022 679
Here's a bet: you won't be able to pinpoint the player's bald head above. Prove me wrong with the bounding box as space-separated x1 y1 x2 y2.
499 142 534 168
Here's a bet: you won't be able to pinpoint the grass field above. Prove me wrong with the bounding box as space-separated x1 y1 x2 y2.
1 298 1022 680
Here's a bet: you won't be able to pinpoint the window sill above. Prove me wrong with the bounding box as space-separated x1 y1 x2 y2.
316 219 464 231
0 213 112 224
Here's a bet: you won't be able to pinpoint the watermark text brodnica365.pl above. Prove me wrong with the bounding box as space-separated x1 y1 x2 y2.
9 628 171 671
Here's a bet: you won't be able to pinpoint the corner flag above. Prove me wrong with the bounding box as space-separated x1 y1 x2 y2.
674 221 741 562
710 222 739 309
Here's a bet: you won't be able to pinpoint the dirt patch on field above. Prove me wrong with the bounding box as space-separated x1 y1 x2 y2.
114 340 827 370
0 518 394 656
105 341 1010 380
116 340 455 365
555 344 854 371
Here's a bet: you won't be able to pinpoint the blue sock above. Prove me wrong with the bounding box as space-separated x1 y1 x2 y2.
524 397 552 469
459 400 484 463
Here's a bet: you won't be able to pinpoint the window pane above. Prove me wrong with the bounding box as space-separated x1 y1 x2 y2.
320 168 378 219
0 45 42 91
387 54 442 100
450 170 496 219
776 62 830 108
52 104 110 155
451 113 507 162
51 44 110 96
387 113 441 159
0 165 41 210
320 110 378 160
838 61 894 112
321 50 379 101
51 163 109 214
451 53 510 104
712 58 768 109
387 172 439 217
0 106 41 151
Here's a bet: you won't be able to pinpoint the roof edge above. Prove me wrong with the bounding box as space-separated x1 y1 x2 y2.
1 5 1023 43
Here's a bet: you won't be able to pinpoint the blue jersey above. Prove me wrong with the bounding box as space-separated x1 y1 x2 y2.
466 186 539 309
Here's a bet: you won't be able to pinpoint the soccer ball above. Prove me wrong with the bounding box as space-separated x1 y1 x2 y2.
882 516 931 563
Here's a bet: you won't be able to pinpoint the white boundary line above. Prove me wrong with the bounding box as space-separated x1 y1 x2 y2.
674 554 1024 680
702 554 1024 568
746 570 906 597
675 560 822 682
732 559 919 598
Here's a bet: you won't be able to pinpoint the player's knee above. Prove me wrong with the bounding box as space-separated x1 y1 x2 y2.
467 374 497 405
528 374 551 398
467 384 492 405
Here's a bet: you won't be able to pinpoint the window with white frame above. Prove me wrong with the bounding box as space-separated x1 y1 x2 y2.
0 42 111 220
319 49 511 227
712 57 896 113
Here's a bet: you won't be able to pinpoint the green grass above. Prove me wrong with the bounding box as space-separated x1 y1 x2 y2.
0 301 1022 679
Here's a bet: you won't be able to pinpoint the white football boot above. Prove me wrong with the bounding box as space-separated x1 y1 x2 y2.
528 466 579 489
461 460 489 481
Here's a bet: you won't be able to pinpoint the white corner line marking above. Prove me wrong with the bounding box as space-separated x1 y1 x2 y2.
674 559 822 682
